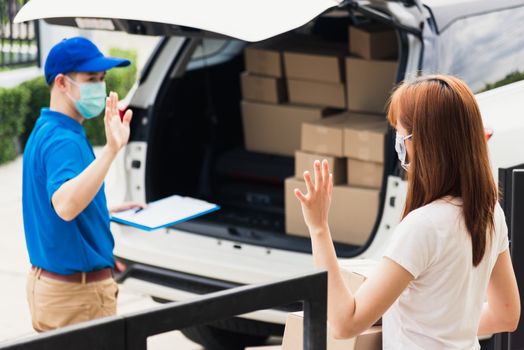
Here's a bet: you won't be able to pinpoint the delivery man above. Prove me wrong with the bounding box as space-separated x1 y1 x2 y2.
22 37 142 332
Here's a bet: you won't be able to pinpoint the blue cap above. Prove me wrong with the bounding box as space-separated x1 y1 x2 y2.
44 36 131 85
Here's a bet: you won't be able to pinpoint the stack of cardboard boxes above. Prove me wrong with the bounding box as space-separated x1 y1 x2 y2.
285 112 387 246
346 23 398 113
284 42 347 109
284 24 397 246
241 23 397 246
241 37 347 157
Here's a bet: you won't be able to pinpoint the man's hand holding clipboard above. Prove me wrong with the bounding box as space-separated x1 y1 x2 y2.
110 195 220 231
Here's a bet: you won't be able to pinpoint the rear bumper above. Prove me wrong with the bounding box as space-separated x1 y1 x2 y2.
115 257 301 325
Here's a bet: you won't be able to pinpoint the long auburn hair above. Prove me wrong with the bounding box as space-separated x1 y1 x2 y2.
387 75 497 267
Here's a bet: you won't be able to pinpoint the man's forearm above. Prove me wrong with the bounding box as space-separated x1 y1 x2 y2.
52 146 117 221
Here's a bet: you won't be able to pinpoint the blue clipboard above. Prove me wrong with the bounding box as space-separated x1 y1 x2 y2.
111 195 220 231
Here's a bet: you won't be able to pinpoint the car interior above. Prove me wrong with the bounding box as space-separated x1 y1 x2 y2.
143 13 402 258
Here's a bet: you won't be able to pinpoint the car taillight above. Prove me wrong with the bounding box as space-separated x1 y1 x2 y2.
485 128 494 141
118 101 128 121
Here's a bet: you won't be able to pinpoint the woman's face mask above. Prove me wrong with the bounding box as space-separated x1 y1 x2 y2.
66 76 107 119
395 132 412 171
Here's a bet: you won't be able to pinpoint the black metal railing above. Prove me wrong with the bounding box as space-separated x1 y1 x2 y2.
0 271 328 350
495 164 524 350
0 0 38 68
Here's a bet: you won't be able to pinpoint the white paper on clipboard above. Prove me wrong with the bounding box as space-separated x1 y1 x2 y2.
111 195 220 231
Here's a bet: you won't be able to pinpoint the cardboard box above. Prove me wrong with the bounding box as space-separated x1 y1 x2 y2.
347 159 383 189
284 43 347 83
295 151 346 185
331 185 379 245
244 34 309 77
287 79 346 108
349 24 398 60
245 45 284 78
343 121 388 163
281 261 381 350
285 178 309 238
282 312 381 350
241 72 287 103
301 112 383 157
242 101 334 156
301 115 348 157
285 178 379 245
346 57 397 113
339 259 378 294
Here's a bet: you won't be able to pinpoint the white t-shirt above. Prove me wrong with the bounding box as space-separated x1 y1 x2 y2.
383 197 509 350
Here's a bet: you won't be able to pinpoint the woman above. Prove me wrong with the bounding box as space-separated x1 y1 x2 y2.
294 75 520 349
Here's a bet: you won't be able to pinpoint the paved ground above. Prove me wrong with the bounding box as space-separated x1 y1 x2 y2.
0 66 41 88
0 153 203 349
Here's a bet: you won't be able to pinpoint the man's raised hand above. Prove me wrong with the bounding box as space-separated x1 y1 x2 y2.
104 91 133 155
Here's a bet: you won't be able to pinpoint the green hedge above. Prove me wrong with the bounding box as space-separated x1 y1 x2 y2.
0 47 137 165
19 77 50 149
481 71 524 92
0 86 30 163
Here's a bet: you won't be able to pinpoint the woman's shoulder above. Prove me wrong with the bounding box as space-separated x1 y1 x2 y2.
396 206 437 236
405 197 461 221
494 201 505 219
398 197 463 236
493 201 508 237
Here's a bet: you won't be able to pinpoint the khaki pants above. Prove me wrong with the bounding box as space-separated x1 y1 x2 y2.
26 268 119 332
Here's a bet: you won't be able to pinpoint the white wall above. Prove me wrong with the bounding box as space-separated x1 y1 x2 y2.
38 20 161 72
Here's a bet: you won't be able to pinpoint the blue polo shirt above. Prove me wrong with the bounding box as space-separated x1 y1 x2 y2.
22 108 114 275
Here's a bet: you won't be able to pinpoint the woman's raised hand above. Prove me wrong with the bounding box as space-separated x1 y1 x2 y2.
294 159 333 235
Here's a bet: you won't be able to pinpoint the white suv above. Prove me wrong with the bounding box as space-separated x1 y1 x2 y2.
16 0 524 349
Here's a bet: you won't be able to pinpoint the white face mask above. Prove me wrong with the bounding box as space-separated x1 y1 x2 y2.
395 132 412 171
